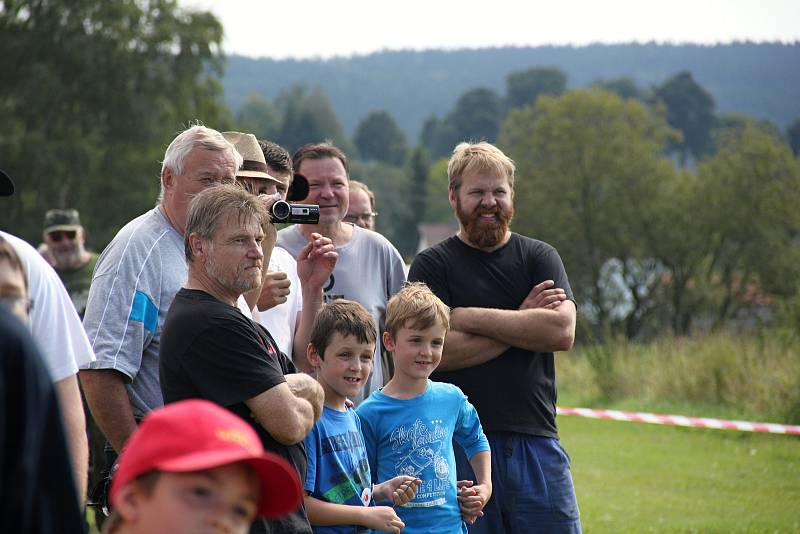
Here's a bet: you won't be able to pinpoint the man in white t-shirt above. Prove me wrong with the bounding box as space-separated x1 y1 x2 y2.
223 134 336 368
2 166 95 501
277 144 406 403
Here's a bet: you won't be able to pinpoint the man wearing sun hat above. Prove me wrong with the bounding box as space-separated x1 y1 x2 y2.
222 132 337 370
104 398 302 534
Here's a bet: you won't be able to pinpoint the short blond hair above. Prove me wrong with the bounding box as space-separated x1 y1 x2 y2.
385 282 450 338
447 142 515 192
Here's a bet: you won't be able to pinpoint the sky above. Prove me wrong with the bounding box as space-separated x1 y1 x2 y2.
181 0 799 60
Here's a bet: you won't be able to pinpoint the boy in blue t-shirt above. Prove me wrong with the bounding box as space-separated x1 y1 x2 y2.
357 283 492 534
304 300 421 533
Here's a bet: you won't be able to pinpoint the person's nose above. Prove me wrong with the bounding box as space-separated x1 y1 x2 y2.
207 510 237 533
481 192 497 207
248 241 264 259
318 181 334 199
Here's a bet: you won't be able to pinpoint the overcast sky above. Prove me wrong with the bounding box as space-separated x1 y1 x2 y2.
181 0 799 60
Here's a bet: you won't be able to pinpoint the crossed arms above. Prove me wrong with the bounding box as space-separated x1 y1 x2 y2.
438 280 576 372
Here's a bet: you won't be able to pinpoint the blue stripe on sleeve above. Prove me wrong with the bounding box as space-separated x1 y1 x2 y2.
128 290 158 334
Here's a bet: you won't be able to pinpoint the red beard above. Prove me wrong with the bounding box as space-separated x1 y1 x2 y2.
455 197 514 249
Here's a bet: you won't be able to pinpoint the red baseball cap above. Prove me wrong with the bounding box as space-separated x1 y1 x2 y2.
110 399 302 518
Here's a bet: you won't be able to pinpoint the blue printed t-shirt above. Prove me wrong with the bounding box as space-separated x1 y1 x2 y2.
305 406 373 534
357 381 489 534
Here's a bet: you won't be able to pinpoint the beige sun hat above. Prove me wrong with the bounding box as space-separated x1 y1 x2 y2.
222 131 282 184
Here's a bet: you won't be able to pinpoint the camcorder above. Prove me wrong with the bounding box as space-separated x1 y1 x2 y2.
270 201 320 224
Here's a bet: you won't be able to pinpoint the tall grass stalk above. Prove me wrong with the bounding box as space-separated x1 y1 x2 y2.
557 330 800 424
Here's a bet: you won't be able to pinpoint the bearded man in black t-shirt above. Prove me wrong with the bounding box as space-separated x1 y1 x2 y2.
160 183 334 534
408 142 582 534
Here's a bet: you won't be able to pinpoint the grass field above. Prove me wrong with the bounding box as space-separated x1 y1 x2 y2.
558 414 800 533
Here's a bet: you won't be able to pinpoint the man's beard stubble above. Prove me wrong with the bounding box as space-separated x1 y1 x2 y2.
51 247 83 270
205 252 261 296
456 197 514 249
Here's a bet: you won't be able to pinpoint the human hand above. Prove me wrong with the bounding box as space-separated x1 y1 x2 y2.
255 192 281 213
457 480 491 524
519 280 567 310
256 271 291 311
361 506 405 533
375 475 421 506
296 232 337 290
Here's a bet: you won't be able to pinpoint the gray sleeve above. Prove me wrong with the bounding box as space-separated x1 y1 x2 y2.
82 241 160 379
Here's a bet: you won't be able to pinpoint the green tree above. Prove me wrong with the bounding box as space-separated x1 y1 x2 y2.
697 124 800 328
448 88 504 143
502 88 679 338
0 0 229 247
505 67 567 110
234 94 280 140
593 77 645 101
419 115 458 159
654 71 715 166
349 160 416 258
275 84 352 154
786 118 800 156
424 158 454 224
354 110 408 165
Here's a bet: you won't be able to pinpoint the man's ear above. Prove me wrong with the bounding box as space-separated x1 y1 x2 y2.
382 331 396 353
448 186 457 210
188 233 206 261
307 343 322 368
161 167 174 193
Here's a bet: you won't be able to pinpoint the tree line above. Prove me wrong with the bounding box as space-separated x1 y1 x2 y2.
1 0 798 340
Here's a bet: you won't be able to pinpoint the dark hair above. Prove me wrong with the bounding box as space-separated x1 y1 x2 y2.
292 142 349 176
309 300 376 359
258 140 293 177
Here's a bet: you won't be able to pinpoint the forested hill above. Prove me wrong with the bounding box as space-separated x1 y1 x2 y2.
223 42 800 141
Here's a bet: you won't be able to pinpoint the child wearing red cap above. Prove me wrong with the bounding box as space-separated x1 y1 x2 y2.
104 399 303 534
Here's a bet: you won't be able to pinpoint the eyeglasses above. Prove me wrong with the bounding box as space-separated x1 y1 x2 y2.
343 212 378 224
0 295 34 315
48 230 77 242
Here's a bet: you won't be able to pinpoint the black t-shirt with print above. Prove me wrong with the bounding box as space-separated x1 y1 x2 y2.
160 288 311 534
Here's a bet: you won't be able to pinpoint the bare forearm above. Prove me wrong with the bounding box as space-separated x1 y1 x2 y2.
55 375 89 502
469 450 492 488
292 287 324 373
79 369 137 453
439 329 509 371
453 304 576 353
305 495 369 527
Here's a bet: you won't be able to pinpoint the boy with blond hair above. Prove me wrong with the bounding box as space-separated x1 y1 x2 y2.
357 283 491 534
304 300 421 533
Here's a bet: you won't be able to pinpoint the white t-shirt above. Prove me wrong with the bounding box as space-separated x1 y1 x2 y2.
277 224 407 403
255 246 302 358
1 230 95 381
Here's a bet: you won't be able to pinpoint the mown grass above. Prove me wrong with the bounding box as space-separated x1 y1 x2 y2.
558 415 800 533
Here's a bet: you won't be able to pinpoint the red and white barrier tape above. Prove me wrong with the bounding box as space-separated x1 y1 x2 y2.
556 407 800 436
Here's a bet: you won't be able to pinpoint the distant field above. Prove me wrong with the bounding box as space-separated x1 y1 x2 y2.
558 414 800 533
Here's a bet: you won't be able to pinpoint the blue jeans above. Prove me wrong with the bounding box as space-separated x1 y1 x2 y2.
455 432 581 534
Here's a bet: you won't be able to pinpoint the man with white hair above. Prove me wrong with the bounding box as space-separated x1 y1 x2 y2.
80 125 246 466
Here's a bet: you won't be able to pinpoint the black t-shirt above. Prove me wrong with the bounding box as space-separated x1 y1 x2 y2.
159 289 311 534
408 233 574 438
0 309 85 534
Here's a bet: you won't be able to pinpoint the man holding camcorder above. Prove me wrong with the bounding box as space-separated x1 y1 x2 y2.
277 143 406 403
